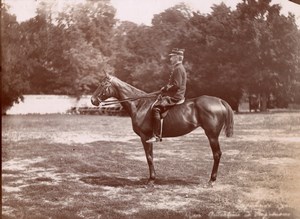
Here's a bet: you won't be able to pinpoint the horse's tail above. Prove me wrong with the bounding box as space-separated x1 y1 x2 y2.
221 99 234 137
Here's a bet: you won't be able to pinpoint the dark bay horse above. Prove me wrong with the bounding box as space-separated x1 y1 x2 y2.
91 74 234 187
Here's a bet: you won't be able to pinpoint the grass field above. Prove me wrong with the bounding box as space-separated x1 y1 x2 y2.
2 112 300 219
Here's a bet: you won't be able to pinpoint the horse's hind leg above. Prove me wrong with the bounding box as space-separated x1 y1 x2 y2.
206 133 222 187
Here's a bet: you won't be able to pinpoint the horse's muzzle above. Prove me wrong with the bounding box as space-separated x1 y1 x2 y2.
91 96 100 106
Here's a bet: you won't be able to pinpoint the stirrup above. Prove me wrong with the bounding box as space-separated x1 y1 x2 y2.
146 136 162 143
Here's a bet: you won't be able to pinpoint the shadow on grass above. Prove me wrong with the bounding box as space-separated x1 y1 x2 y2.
80 175 197 187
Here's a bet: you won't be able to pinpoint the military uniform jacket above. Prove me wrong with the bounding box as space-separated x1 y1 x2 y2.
164 62 187 102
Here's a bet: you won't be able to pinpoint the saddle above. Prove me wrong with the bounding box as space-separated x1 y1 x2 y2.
151 97 185 118
150 97 185 140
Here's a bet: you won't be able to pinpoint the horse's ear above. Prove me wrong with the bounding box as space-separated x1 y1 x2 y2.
103 70 111 78
103 70 113 81
103 70 109 77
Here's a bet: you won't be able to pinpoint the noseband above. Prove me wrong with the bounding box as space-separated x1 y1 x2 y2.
93 78 113 103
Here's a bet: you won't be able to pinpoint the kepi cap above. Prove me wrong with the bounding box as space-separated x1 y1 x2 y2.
169 48 185 56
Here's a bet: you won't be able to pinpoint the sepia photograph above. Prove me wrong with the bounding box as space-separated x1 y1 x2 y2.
2 0 300 218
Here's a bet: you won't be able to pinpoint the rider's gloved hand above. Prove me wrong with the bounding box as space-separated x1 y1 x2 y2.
160 86 168 92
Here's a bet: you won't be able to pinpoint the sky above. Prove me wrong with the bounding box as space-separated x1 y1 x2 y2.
4 0 300 26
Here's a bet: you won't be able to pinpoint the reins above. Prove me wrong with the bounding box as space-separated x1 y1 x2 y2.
101 91 161 106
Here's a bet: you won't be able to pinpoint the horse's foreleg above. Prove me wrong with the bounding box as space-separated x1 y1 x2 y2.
207 135 222 187
141 139 156 184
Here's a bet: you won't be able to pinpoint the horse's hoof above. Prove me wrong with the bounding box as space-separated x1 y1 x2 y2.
148 180 155 186
144 179 155 188
204 181 214 188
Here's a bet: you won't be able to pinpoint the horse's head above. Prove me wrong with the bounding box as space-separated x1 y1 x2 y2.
91 74 115 106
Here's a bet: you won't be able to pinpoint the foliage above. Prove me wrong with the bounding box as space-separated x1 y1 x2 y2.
2 0 299 113
14 0 116 96
1 4 31 113
184 3 245 110
235 0 300 110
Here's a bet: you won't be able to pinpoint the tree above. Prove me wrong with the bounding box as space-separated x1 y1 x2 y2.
55 0 116 94
236 0 299 110
1 4 31 113
98 1 300 111
110 3 194 92
3 0 298 114
22 0 117 96
181 3 244 110
19 8 66 94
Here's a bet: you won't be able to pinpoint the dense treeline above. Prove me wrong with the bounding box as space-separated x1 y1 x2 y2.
2 0 300 113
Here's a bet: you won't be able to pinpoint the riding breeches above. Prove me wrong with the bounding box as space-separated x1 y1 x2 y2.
152 107 162 137
151 96 179 137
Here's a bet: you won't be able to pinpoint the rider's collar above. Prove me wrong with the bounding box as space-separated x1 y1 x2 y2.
172 61 182 68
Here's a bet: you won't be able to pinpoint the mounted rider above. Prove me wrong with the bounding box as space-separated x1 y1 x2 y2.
146 48 187 143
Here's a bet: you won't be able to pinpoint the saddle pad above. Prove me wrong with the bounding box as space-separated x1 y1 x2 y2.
159 98 185 118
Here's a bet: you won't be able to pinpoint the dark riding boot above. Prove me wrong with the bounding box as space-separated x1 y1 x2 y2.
146 107 162 143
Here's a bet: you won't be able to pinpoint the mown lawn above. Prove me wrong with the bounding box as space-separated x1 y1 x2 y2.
2 112 300 219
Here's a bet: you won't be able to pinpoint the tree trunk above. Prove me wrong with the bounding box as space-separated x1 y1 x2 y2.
260 92 268 112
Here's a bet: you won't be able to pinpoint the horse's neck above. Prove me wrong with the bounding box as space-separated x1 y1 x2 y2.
111 77 147 116
112 77 146 99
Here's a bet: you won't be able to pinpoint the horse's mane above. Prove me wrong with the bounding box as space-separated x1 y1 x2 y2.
110 75 148 96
